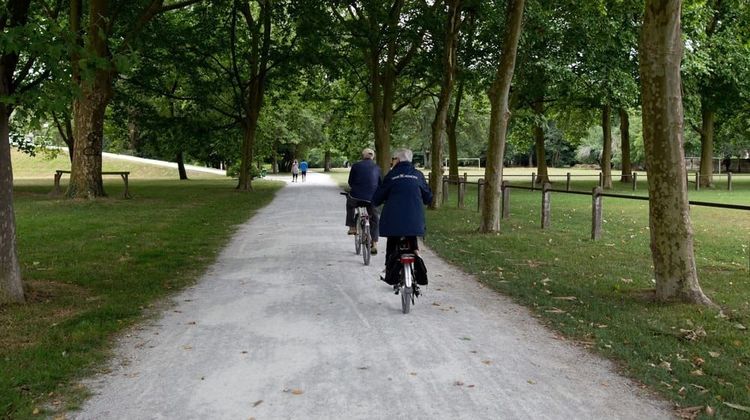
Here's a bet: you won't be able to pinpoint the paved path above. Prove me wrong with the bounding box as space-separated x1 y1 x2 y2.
72 172 673 420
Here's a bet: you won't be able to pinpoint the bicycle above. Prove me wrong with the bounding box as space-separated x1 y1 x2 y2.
341 192 372 265
393 237 421 314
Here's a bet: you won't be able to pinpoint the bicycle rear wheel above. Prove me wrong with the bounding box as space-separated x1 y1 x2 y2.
354 218 362 255
400 268 411 314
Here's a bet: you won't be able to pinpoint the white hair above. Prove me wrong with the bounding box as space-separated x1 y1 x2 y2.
393 148 413 163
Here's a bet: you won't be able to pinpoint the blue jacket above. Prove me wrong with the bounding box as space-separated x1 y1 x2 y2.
372 162 433 237
299 161 308 171
348 158 381 201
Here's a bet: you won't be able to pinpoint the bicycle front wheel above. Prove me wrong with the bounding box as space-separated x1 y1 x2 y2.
362 227 371 265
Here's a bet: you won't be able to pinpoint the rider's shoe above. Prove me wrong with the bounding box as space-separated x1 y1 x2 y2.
379 269 386 282
393 285 400 295
370 244 378 255
414 285 421 297
347 227 356 235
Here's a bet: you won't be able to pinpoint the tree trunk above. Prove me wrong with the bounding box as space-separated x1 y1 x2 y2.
480 0 525 233
0 109 25 304
324 150 332 172
619 108 632 182
699 102 715 187
68 82 111 198
177 151 188 180
532 100 548 184
601 104 613 189
237 117 257 191
68 0 112 198
639 0 713 306
447 79 463 181
369 54 393 174
272 141 279 174
429 0 462 209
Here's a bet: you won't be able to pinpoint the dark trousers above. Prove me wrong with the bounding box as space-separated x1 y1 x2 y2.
385 236 418 267
346 198 379 243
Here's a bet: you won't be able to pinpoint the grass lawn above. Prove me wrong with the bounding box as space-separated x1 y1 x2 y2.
2 153 283 418
327 166 750 418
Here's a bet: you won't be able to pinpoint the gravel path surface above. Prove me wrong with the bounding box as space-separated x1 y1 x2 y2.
71 172 673 420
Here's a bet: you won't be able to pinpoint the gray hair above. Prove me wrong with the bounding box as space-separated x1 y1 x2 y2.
393 148 413 163
361 148 375 159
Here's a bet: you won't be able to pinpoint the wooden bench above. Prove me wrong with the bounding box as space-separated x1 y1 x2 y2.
53 170 132 198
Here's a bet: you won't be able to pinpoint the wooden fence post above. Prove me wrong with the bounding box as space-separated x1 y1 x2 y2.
501 181 510 219
632 172 637 191
566 172 571 191
598 172 603 187
531 172 536 191
458 173 467 209
477 178 484 212
592 186 602 240
695 172 700 191
728 172 733 192
541 182 551 229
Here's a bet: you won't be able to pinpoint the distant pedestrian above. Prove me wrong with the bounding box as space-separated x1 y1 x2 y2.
299 160 309 182
291 160 299 182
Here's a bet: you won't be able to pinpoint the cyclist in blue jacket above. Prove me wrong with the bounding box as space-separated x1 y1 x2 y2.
372 148 432 276
347 148 382 254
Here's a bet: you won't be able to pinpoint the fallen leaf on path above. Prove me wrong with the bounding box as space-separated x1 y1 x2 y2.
675 405 702 419
187 321 196 325
183 345 193 350
481 360 492 365
253 400 263 407
454 381 464 386
709 351 720 358
658 361 672 371
291 389 304 395
527 380 536 385
692 357 705 366
409 372 417 376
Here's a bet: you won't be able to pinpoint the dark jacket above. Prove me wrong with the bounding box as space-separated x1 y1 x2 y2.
348 158 382 201
372 161 433 237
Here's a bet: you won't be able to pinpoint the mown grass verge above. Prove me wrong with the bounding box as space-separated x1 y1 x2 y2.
426 179 750 419
1 178 283 419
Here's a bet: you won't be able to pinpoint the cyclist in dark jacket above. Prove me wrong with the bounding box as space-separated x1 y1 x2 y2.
347 148 382 254
372 148 432 274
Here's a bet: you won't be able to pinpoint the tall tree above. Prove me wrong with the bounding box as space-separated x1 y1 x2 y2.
639 0 713 305
330 0 436 173
683 0 750 187
0 0 31 304
233 0 273 191
429 0 463 209
479 0 524 233
66 0 200 198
